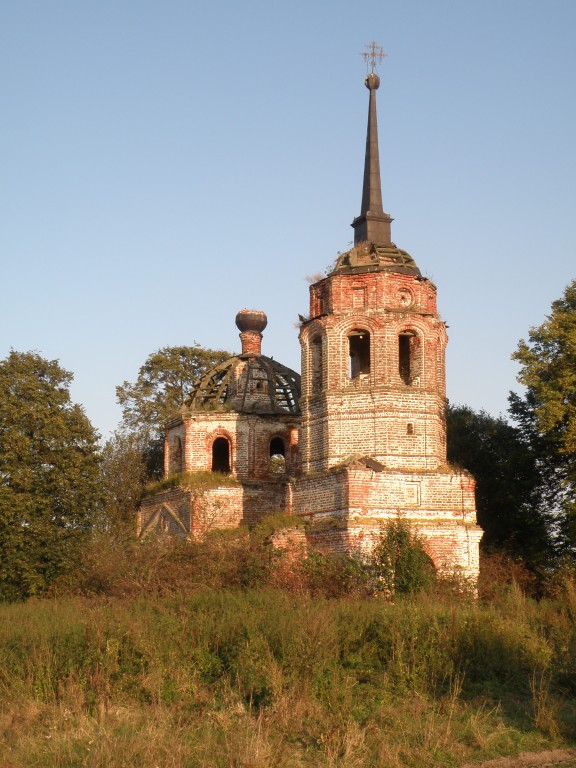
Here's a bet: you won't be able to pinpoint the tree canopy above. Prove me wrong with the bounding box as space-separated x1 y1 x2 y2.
0 351 102 600
447 405 554 566
513 279 576 473
511 278 576 554
116 345 230 436
116 345 230 478
447 280 576 564
99 431 149 534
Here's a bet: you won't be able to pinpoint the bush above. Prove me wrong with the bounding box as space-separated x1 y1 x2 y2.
371 519 436 597
58 518 445 601
300 551 371 598
55 526 284 598
478 551 538 600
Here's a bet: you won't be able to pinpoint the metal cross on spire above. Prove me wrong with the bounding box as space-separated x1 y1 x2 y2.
361 41 387 73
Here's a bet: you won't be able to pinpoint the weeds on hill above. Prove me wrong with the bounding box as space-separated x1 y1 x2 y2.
1 582 575 767
2 524 576 766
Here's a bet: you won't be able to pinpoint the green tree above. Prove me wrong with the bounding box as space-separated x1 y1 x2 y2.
0 351 102 600
116 345 230 435
513 279 576 461
116 345 229 477
99 431 148 534
447 405 555 566
511 278 576 553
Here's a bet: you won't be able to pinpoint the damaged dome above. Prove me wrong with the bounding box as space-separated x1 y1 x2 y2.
183 310 301 416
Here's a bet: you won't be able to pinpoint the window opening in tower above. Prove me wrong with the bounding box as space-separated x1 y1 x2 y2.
349 331 370 379
169 436 183 475
399 331 421 385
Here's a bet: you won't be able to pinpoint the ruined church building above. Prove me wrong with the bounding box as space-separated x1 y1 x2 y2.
138 48 482 581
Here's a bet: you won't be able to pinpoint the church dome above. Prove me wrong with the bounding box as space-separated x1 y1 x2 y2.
332 241 420 276
183 311 301 416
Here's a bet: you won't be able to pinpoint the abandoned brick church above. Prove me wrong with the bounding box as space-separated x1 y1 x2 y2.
138 55 482 580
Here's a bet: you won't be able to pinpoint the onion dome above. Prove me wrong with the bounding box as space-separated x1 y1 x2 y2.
183 311 301 416
235 309 267 356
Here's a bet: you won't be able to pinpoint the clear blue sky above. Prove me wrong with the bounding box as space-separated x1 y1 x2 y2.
2 0 575 439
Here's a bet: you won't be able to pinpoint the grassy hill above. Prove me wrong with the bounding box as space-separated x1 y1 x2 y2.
1 533 575 767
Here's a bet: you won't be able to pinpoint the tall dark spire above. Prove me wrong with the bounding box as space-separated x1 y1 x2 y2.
351 45 393 246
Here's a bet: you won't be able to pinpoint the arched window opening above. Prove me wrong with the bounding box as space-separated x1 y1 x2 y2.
399 331 422 385
269 436 286 474
349 330 370 379
311 335 323 392
399 334 411 384
212 437 230 473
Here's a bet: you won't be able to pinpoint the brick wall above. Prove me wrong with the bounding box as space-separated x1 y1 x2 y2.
288 465 480 578
138 479 292 538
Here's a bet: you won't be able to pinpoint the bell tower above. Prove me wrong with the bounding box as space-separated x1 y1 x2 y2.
292 45 481 580
299 49 448 475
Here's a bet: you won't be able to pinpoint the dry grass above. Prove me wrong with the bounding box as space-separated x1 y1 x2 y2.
1 548 576 767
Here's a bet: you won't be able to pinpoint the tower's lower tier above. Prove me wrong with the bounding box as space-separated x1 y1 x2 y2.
301 388 448 474
289 462 481 580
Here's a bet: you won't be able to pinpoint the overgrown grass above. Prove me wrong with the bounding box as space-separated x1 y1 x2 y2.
1 539 576 766
143 469 239 497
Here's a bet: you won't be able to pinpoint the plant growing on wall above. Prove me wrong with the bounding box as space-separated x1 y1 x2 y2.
371 519 435 597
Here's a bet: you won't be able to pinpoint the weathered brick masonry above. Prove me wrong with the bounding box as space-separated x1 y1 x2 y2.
138 481 290 538
138 60 482 582
300 269 447 473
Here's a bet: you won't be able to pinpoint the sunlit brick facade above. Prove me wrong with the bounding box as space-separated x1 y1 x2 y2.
138 62 482 581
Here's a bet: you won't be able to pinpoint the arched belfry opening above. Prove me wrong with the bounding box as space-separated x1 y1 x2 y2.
212 437 231 473
348 330 370 379
399 331 422 385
